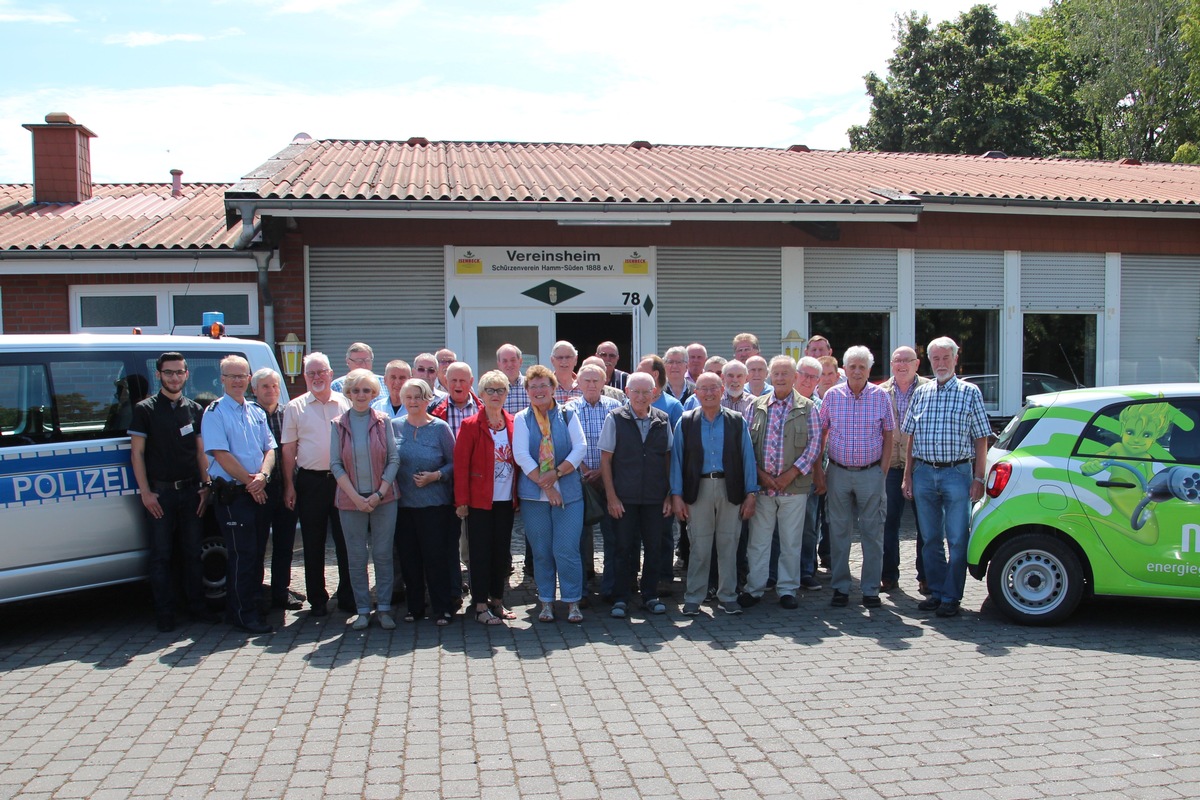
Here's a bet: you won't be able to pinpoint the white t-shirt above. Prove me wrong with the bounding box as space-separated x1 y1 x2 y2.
491 427 514 502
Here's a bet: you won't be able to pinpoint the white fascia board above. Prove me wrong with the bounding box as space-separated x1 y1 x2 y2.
274 206 921 223
923 201 1200 219
0 253 276 275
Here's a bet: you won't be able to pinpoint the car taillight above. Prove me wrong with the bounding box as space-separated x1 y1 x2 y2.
986 462 1011 498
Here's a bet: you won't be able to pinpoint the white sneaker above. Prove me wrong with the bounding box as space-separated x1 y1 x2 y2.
377 612 396 630
351 614 369 630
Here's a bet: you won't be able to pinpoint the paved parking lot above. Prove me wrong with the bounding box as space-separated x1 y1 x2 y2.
2 525 1199 800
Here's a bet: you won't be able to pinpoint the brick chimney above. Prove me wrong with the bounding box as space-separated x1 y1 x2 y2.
22 112 97 204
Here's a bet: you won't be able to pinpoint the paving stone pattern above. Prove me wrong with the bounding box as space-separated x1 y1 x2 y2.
1 523 1198 800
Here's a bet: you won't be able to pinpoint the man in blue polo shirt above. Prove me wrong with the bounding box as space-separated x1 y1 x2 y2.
203 355 276 635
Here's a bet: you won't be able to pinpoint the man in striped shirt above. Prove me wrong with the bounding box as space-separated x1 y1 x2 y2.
819 346 895 609
901 336 991 618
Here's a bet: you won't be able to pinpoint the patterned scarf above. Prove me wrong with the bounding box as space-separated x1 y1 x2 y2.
532 402 556 474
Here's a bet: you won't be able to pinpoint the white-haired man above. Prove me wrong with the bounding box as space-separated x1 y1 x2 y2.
331 342 385 393
880 346 929 593
281 352 353 616
901 337 991 618
496 344 529 415
819 346 894 609
742 355 825 609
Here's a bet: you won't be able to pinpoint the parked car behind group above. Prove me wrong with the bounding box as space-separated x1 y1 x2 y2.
969 383 1200 624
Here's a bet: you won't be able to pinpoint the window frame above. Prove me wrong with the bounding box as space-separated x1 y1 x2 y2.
69 283 259 336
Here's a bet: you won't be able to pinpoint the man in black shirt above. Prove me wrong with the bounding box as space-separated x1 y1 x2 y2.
129 352 213 632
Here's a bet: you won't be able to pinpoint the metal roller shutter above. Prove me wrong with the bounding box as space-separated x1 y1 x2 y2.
1021 252 1105 310
804 248 898 310
308 247 444 363
915 250 1003 308
1120 255 1200 383
656 248 781 357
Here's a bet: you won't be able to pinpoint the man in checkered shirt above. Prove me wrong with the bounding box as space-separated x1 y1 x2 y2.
901 336 991 619
818 346 895 610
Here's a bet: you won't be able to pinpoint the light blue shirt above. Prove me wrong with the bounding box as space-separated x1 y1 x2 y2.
653 391 684 428
370 395 406 419
669 410 759 497
202 393 276 482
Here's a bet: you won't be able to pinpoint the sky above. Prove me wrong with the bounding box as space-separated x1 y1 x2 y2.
0 0 1050 185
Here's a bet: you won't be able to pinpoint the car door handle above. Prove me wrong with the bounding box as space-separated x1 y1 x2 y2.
1094 480 1136 488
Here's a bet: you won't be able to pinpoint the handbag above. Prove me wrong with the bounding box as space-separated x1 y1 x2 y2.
582 479 605 526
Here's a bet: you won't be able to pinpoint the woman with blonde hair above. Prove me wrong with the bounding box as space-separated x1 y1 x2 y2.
330 369 400 630
454 370 519 625
513 365 587 623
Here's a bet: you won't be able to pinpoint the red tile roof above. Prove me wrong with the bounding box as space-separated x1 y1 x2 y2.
233 140 1200 208
0 183 239 251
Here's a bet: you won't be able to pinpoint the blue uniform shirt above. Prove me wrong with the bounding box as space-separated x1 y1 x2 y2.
202 393 276 482
652 391 684 428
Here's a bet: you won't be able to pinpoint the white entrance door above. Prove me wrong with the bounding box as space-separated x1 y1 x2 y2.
461 308 556 375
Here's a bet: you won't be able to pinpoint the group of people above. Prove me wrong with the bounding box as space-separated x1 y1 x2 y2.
131 330 991 635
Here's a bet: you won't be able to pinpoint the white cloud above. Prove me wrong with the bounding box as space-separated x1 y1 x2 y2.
103 27 244 47
0 1 74 23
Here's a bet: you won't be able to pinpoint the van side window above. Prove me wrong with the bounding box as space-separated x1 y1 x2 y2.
0 364 51 445
142 351 254 410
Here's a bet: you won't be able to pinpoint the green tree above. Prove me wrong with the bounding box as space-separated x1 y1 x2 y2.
848 5 1076 156
1053 0 1197 162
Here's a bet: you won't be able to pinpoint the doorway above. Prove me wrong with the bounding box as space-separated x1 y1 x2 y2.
556 312 635 372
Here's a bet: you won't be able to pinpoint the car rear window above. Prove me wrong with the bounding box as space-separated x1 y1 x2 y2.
994 406 1040 451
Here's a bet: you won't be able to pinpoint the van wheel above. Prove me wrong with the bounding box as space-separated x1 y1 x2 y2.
199 536 227 599
986 533 1083 625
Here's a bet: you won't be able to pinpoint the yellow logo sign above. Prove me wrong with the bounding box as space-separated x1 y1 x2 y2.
456 251 483 274
623 251 648 274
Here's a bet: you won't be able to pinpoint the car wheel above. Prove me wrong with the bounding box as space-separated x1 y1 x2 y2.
986 533 1084 625
199 536 227 599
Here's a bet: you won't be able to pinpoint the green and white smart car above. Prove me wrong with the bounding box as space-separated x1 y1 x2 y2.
968 384 1200 624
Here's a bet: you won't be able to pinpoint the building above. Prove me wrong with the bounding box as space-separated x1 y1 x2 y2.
4 115 1199 418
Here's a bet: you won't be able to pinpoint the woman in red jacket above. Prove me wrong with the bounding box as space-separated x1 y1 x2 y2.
454 369 519 625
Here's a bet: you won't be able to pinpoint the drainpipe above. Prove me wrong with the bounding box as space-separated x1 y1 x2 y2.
252 250 274 346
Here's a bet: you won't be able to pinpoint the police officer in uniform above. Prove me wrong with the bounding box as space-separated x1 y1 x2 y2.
129 351 215 632
202 355 276 634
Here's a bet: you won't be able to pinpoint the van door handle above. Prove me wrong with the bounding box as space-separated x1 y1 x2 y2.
1094 480 1136 488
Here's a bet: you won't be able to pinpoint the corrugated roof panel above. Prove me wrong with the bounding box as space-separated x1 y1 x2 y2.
0 183 236 250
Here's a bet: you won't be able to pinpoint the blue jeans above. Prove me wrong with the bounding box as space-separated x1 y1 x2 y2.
912 461 973 603
883 467 923 584
523 499 585 603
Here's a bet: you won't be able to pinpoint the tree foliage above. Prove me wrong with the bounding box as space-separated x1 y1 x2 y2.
848 5 1073 156
849 0 1200 162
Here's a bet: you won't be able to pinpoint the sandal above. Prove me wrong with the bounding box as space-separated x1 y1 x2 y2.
403 611 426 623
567 602 583 623
475 608 504 625
435 612 453 627
538 603 555 623
489 603 517 620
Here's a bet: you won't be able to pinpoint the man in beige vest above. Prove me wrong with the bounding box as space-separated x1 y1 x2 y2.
879 345 930 594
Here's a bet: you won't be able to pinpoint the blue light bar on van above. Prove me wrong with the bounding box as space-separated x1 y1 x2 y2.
202 311 225 338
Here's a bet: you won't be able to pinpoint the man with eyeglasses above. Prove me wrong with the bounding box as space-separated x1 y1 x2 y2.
202 355 276 635
412 353 446 399
570 364 622 597
671 372 759 616
662 347 695 405
281 352 353 617
330 342 385 394
129 351 216 632
595 341 628 391
429 360 482 606
795 357 827 590
550 341 582 405
637 354 684 593
879 346 929 594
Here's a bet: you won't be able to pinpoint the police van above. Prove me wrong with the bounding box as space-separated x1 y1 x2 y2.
0 334 287 604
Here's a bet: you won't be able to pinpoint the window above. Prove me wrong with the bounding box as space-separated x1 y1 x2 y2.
1024 313 1095 391
916 309 999 403
0 356 132 446
70 284 258 335
808 312 891 380
1076 399 1200 467
140 350 260 409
